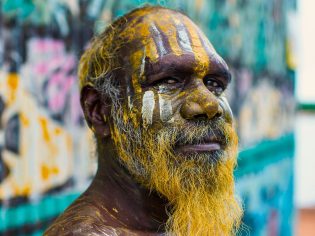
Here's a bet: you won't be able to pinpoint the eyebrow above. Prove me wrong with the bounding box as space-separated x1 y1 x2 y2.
143 53 196 82
143 53 232 84
208 58 232 84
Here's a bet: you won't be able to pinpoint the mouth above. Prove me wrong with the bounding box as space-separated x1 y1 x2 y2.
175 143 221 153
174 135 225 154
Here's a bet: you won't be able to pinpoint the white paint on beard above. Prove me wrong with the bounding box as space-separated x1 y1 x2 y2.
128 95 133 111
158 94 173 122
142 90 155 126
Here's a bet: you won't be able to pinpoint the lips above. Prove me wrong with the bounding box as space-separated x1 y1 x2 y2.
175 143 221 153
174 135 225 153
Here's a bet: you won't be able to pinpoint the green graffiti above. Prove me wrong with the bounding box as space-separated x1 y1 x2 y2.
2 0 35 20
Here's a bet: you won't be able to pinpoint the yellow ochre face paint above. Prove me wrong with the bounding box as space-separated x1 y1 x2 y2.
115 8 226 127
78 5 232 130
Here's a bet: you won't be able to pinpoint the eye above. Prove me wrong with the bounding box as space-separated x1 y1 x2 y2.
204 77 225 96
153 76 181 86
160 77 180 84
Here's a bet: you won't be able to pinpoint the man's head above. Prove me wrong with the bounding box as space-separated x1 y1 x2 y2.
79 6 242 235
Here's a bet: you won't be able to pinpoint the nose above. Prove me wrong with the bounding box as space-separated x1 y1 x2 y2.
180 83 223 120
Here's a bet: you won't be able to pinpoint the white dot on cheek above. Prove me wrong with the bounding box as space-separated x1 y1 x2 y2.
158 94 173 122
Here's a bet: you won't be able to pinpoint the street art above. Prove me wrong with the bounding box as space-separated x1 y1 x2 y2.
237 157 294 236
0 0 295 235
0 71 73 200
21 38 82 125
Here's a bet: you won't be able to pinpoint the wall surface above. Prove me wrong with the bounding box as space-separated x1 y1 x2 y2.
294 0 315 212
0 0 296 235
295 112 315 208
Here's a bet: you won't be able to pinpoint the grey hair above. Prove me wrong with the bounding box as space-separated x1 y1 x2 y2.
93 71 122 111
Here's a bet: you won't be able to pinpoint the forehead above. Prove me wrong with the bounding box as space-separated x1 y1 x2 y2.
120 8 222 75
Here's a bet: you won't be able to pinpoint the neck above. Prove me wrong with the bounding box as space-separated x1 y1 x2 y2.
85 138 168 233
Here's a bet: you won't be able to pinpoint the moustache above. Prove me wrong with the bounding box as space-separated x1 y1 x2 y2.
157 119 231 149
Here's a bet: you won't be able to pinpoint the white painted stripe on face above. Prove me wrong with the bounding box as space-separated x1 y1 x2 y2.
140 49 146 77
142 90 155 126
198 30 216 55
158 94 173 122
221 96 233 120
176 22 193 53
150 23 168 56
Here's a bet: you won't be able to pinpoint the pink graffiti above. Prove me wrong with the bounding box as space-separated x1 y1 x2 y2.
23 38 84 125
47 70 75 113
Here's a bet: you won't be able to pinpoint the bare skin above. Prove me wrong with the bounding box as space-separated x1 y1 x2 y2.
44 6 237 236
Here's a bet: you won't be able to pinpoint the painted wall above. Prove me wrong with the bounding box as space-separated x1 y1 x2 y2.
0 0 295 235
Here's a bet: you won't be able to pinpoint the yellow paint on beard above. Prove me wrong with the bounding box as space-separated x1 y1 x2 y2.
112 116 243 235
148 125 242 235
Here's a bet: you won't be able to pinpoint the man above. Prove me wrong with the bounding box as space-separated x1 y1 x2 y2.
45 5 243 236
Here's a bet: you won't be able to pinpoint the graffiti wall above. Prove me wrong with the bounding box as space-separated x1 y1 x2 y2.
0 0 296 235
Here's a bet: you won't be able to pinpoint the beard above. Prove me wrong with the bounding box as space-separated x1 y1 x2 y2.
109 106 243 235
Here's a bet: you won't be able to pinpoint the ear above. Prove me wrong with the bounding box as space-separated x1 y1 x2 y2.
80 85 111 138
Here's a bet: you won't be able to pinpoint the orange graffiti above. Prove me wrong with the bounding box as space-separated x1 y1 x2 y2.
38 117 51 142
7 73 19 103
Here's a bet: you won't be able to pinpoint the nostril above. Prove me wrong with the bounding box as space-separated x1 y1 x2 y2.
213 112 222 119
193 114 208 120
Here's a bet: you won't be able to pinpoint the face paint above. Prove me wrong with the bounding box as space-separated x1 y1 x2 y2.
139 49 146 78
79 6 241 235
220 96 234 124
150 23 169 57
196 27 216 57
156 17 183 56
141 90 155 126
111 106 242 235
158 94 173 122
174 20 193 53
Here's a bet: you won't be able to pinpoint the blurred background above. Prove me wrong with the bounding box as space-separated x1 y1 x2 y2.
0 0 313 235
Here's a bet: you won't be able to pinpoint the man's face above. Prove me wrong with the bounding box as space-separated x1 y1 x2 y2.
108 8 242 235
113 9 234 164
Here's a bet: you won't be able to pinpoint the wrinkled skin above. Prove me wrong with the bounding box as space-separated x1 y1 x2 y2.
44 6 242 236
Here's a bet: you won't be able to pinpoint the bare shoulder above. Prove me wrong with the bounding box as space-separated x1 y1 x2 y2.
43 196 127 236
44 194 164 236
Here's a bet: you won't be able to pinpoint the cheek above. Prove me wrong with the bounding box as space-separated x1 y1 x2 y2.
158 94 173 122
129 90 185 127
219 97 233 124
142 91 175 125
141 90 156 127
140 90 179 125
156 91 187 123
